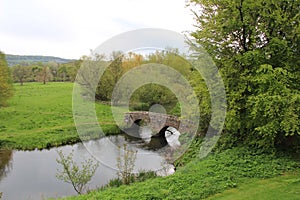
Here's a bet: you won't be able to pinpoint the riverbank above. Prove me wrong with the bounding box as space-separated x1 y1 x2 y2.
1 83 299 200
60 146 299 200
0 82 121 150
0 134 173 199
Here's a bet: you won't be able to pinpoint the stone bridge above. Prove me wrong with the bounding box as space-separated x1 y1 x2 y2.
124 111 197 136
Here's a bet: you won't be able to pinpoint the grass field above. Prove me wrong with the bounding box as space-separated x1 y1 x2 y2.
60 147 299 200
0 82 120 150
207 173 300 200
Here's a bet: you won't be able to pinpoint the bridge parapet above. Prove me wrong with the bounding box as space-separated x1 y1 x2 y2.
124 111 196 134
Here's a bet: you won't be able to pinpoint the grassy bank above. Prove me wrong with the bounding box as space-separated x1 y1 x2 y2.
61 147 299 200
0 82 120 150
207 173 300 200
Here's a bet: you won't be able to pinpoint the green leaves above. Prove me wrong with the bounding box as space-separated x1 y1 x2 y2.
0 51 13 107
247 65 300 148
116 144 137 185
56 150 99 194
189 0 300 151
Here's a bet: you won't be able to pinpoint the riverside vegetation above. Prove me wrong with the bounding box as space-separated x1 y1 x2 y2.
56 149 99 195
60 0 300 198
0 0 299 199
2 79 298 200
60 144 299 200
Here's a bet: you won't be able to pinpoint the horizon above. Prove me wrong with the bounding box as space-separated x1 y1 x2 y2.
4 53 73 59
0 0 195 59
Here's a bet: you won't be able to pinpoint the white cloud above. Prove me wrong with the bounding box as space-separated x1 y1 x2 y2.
0 0 195 59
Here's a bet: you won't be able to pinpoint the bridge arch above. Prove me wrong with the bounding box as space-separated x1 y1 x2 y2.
133 119 142 126
157 126 170 137
124 111 196 148
158 126 181 148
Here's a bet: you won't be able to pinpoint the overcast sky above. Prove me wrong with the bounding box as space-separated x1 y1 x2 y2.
0 0 195 59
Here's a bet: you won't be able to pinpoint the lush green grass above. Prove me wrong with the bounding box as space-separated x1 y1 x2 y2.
207 173 300 200
61 147 299 200
2 83 299 200
0 82 120 150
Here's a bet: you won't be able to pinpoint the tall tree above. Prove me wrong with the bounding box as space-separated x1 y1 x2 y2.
58 65 68 82
36 65 51 84
109 51 124 85
188 0 300 150
48 62 59 81
0 51 13 107
12 65 30 86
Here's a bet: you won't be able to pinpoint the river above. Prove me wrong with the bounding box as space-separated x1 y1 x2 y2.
0 129 178 200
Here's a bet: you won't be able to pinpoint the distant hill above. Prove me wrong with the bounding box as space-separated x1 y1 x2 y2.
5 54 75 66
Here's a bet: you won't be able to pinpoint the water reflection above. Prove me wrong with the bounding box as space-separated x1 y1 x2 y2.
85 135 167 173
165 127 181 148
123 125 185 164
0 150 13 181
125 125 182 150
0 133 175 200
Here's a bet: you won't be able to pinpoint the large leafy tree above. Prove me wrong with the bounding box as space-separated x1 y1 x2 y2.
11 65 30 86
0 51 13 107
188 0 300 150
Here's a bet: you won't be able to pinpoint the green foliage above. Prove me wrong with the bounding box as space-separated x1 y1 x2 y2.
61 147 299 200
130 84 178 113
116 144 137 185
0 51 13 107
106 171 157 189
10 61 80 84
246 65 300 149
93 51 124 101
188 69 211 132
107 178 124 188
134 171 157 182
95 50 195 115
169 102 181 116
96 69 114 101
188 0 300 151
11 65 30 85
57 60 81 82
36 65 51 84
0 82 120 150
56 150 99 194
207 173 300 200
174 136 203 167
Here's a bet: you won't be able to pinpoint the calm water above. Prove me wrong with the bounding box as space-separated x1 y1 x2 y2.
0 132 177 200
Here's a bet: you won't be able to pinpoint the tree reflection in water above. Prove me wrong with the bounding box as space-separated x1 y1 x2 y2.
0 150 13 181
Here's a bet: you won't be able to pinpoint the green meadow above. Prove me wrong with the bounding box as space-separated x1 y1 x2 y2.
0 82 119 150
207 173 300 200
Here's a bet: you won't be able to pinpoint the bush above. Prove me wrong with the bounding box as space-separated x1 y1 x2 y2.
56 150 99 194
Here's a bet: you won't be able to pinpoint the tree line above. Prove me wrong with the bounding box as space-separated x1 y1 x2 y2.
10 60 81 85
1 0 299 152
76 49 196 115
